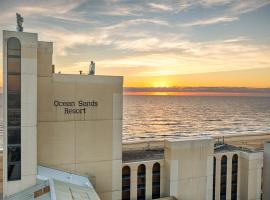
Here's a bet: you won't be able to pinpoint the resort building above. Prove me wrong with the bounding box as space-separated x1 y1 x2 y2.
1 29 269 200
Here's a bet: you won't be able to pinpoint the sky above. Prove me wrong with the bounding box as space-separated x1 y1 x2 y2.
0 0 270 95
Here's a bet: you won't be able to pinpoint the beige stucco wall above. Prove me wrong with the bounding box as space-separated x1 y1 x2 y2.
263 142 270 200
3 30 38 197
239 151 263 200
36 46 123 200
164 137 214 200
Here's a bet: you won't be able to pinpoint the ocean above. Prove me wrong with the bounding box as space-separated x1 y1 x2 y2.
123 95 270 142
1 95 270 144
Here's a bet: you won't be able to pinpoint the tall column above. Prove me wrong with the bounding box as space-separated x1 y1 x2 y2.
226 155 232 200
130 164 138 200
215 156 221 200
146 163 152 199
160 161 165 197
3 30 37 197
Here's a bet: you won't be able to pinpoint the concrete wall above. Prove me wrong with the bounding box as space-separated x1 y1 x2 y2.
239 151 263 200
36 49 123 200
164 138 214 200
3 30 37 197
262 142 270 200
122 159 165 200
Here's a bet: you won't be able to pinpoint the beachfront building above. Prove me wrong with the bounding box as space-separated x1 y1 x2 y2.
122 139 263 200
2 29 123 199
1 29 267 200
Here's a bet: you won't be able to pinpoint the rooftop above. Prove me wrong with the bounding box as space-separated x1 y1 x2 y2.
6 166 100 200
214 143 258 153
123 149 164 163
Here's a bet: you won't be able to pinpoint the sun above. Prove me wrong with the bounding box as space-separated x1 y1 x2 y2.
152 80 170 88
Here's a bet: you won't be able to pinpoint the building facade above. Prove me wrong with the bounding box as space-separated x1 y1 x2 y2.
2 29 267 200
3 30 123 200
122 141 263 200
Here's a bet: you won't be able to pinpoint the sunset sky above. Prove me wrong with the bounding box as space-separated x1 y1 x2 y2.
0 0 270 95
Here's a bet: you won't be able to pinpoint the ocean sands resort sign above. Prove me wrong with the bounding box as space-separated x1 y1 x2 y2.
54 100 98 114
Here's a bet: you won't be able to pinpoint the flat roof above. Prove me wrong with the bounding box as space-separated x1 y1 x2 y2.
122 142 258 163
123 149 164 163
6 166 100 200
214 143 257 153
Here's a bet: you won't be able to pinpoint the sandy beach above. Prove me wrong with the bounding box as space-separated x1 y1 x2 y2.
123 132 270 151
214 133 270 150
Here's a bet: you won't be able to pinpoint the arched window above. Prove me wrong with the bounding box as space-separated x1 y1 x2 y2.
231 154 238 200
122 166 131 200
152 162 160 199
220 155 227 200
213 157 216 200
137 164 146 200
7 37 21 181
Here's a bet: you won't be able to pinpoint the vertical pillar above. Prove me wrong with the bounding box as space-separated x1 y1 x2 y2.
146 163 152 200
226 155 232 200
206 155 214 200
160 161 165 197
215 156 221 200
130 164 137 200
3 30 37 198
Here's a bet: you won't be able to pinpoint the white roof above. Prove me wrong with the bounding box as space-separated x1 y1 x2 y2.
37 166 92 188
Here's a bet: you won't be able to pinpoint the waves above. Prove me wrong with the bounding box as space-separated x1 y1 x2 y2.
123 96 270 142
1 95 270 143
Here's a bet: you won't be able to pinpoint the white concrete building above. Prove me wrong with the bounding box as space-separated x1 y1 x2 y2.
122 140 263 200
2 29 267 200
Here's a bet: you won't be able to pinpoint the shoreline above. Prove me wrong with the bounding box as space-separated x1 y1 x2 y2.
123 132 270 151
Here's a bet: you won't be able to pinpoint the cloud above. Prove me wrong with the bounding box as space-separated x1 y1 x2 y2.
182 16 238 26
96 38 270 76
124 87 270 94
230 0 270 14
148 3 173 11
0 0 270 82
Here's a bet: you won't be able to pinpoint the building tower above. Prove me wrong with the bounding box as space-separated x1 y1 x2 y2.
3 30 38 197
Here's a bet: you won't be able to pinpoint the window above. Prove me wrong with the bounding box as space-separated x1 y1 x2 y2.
231 154 238 200
152 162 160 199
7 37 21 181
213 157 216 200
122 166 131 200
220 155 227 200
137 164 146 200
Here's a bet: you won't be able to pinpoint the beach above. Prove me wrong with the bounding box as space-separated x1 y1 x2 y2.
123 132 270 151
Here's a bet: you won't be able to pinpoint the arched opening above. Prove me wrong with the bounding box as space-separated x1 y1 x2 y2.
122 166 131 200
231 154 238 200
152 162 160 199
213 157 216 200
220 155 227 200
137 164 146 200
7 37 21 181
